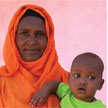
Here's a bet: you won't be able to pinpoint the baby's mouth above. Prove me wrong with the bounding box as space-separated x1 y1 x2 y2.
77 87 86 93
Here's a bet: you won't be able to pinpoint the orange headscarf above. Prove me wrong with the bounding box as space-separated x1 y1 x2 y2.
0 4 68 108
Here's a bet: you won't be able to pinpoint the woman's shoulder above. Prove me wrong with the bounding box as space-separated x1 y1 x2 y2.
0 65 8 73
0 65 8 78
0 66 7 88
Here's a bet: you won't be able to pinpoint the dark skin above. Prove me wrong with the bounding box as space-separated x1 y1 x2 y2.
29 81 60 107
29 55 104 108
16 16 48 62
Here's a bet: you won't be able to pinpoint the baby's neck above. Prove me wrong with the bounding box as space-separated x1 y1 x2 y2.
90 97 96 102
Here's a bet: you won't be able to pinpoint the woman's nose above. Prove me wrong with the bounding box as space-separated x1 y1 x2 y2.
27 35 38 45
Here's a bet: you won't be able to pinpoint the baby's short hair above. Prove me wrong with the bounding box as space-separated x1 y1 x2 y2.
72 52 104 76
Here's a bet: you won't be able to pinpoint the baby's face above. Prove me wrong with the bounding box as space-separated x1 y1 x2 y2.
69 59 104 102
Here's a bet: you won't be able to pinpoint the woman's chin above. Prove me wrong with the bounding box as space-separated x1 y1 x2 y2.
22 56 41 62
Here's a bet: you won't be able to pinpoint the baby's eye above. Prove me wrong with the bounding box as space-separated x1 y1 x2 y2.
88 76 95 80
74 74 80 78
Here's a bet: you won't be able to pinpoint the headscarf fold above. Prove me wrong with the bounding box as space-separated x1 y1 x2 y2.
0 4 68 108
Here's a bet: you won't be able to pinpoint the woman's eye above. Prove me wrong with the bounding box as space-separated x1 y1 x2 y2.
74 74 80 78
88 76 95 80
18 32 29 39
22 32 29 36
36 32 44 37
20 32 29 37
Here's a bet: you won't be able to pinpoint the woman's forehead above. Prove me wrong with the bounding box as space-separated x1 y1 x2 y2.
17 16 46 31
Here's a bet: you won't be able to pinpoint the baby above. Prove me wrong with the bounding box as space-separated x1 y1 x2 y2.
29 52 106 108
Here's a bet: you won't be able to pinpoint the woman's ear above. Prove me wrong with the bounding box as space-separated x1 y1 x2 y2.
98 79 104 90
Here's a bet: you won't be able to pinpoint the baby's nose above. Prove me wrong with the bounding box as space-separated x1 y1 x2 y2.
80 78 87 85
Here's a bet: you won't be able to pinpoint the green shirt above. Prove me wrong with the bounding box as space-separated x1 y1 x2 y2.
56 83 106 108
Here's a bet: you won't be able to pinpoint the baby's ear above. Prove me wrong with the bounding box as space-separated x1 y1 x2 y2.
98 79 104 90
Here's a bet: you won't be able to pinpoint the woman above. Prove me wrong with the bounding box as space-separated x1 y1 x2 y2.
0 4 68 108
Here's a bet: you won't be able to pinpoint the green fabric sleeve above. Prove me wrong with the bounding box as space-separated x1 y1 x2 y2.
56 83 70 99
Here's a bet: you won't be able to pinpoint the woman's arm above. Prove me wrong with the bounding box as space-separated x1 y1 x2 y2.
29 80 60 107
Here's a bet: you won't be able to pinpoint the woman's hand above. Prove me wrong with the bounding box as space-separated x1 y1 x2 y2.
29 80 60 108
29 88 50 108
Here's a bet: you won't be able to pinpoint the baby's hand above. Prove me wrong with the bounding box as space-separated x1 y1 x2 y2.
29 88 50 108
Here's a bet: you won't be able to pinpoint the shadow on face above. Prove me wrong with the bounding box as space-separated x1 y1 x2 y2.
15 15 48 62
68 53 104 102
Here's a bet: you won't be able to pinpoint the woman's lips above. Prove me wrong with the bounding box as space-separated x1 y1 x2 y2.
24 49 40 53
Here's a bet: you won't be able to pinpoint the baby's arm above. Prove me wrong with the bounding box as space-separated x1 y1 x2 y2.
29 80 60 107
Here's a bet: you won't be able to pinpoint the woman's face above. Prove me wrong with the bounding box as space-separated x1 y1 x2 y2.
15 16 48 62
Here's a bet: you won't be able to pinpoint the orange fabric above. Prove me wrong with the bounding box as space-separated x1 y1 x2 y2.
0 4 69 108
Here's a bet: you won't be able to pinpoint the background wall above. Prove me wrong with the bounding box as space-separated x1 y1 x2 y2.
0 0 107 105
